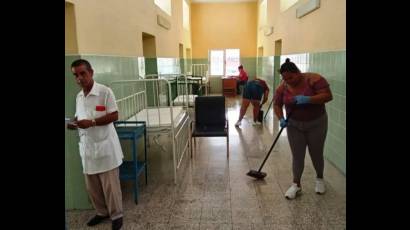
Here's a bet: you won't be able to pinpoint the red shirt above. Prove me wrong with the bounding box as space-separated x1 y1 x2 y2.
238 69 248 81
273 74 329 121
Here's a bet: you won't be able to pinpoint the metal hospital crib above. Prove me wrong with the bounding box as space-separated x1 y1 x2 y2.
109 78 191 184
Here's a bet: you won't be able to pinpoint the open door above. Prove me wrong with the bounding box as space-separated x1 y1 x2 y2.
274 39 282 90
142 32 159 106
142 32 157 75
257 46 264 77
186 48 192 73
65 2 78 54
179 43 184 74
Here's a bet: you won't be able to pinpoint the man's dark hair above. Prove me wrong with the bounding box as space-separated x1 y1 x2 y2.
238 65 243 69
71 59 93 71
279 58 300 74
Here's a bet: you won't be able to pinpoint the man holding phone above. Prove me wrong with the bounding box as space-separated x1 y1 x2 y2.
67 59 124 230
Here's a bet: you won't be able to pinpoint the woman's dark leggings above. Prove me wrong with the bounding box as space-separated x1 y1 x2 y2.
286 113 328 183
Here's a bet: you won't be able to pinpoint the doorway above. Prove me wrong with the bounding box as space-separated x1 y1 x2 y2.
179 43 184 74
186 48 192 73
257 46 264 77
142 32 157 75
65 2 78 54
274 39 282 90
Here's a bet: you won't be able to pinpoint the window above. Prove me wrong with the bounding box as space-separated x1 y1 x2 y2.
209 49 240 76
183 0 190 30
225 49 240 76
209 50 224 76
154 0 172 16
280 0 298 12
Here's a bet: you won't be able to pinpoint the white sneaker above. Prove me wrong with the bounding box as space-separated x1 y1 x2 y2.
315 178 326 194
285 183 301 199
235 120 241 127
252 121 262 126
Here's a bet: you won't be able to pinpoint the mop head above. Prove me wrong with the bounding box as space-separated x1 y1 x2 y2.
246 170 267 179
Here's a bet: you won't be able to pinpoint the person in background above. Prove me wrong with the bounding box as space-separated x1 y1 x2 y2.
273 58 333 200
235 78 269 127
67 59 124 230
230 65 248 94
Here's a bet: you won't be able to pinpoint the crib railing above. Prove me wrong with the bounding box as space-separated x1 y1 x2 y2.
109 78 190 184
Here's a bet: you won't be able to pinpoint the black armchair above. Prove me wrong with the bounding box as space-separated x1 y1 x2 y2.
191 96 229 158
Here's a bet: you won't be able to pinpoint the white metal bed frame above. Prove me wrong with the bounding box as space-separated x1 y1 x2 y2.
109 79 191 184
174 75 200 107
191 64 210 95
157 74 198 108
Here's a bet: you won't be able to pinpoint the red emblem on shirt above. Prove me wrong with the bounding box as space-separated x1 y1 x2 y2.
96 105 106 111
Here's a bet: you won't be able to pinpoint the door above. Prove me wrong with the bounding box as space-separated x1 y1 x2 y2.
186 48 191 73
274 39 282 90
142 32 157 75
179 43 184 74
257 46 264 77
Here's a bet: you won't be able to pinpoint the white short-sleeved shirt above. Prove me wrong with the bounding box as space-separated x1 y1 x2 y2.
75 81 123 175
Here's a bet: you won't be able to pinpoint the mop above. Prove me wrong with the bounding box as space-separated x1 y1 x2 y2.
246 109 293 179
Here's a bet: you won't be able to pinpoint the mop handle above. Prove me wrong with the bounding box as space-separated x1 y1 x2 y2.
257 109 293 172
263 99 274 120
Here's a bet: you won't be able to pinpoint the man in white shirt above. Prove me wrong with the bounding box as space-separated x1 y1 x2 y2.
67 59 124 230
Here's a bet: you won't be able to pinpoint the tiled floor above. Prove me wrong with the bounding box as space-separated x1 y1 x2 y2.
67 96 346 230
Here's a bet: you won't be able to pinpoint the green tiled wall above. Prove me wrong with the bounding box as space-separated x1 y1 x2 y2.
191 58 208 67
65 55 92 210
258 56 275 100
241 57 257 79
144 57 158 75
180 58 185 74
185 58 192 73
256 57 263 79
260 51 346 174
311 51 346 174
273 56 282 89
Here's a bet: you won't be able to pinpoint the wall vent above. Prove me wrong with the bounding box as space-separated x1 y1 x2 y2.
157 14 171 30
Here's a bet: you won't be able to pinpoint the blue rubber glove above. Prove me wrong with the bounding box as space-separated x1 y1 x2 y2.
294 95 311 105
280 118 287 128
